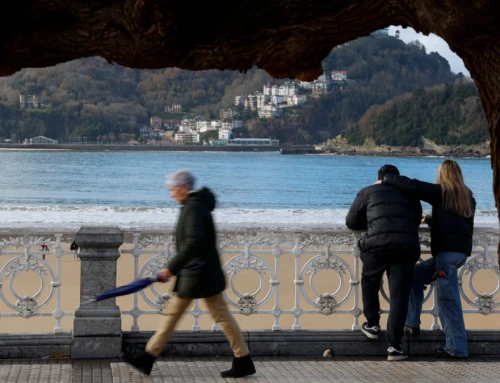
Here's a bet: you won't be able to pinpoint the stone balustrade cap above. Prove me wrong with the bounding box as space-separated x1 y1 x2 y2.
75 226 124 247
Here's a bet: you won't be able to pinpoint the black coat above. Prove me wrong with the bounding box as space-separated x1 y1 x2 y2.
383 174 476 257
168 187 226 298
346 184 422 260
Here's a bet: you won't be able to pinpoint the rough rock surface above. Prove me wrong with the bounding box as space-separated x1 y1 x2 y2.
1 0 500 253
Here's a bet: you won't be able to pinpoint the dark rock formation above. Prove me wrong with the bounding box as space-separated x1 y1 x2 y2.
1 0 499 254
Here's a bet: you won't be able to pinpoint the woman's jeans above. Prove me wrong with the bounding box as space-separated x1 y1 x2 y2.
406 252 468 357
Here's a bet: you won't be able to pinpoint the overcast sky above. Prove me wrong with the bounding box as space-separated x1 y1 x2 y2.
388 26 470 76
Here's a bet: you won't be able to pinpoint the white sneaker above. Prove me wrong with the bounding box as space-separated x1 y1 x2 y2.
387 347 408 361
361 322 381 339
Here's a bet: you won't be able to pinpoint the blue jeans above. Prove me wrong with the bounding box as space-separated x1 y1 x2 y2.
406 251 468 357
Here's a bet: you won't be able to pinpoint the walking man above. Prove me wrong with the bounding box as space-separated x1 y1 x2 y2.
346 164 422 360
123 169 255 378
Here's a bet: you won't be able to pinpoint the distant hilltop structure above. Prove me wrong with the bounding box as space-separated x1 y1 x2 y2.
19 94 45 109
165 103 182 112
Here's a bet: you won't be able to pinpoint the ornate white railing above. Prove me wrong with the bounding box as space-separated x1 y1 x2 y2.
0 227 498 334
0 229 78 333
120 227 500 332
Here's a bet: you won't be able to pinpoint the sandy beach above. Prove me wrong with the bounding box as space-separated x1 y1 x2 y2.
0 241 498 334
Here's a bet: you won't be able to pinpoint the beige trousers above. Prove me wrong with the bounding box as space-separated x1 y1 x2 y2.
146 293 249 358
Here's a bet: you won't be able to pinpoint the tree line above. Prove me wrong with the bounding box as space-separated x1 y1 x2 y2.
0 35 482 146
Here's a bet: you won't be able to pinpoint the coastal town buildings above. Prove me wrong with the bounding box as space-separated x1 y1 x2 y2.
258 105 282 118
219 129 232 140
244 95 257 111
331 71 348 82
175 132 200 144
219 108 234 120
143 72 348 142
234 74 345 118
150 116 162 128
287 95 306 106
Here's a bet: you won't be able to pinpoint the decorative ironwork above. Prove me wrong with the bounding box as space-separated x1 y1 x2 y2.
16 296 39 318
475 294 495 314
116 228 500 332
0 232 74 332
315 293 338 315
138 255 175 310
236 293 258 315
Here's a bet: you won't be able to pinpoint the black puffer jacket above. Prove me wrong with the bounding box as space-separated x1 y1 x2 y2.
346 184 422 260
168 187 226 299
383 174 476 257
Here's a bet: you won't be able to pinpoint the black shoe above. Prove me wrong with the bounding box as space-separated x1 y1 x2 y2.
387 346 408 361
220 354 256 378
404 325 420 336
361 322 380 340
122 351 156 375
435 348 468 360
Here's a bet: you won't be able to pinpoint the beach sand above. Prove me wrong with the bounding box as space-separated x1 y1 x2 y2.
0 241 498 334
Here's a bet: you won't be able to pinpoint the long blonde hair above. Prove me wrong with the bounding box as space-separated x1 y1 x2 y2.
436 159 473 217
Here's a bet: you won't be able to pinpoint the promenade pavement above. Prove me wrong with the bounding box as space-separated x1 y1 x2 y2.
2 356 500 383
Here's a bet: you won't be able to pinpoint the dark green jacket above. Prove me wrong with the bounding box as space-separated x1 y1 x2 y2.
168 187 226 298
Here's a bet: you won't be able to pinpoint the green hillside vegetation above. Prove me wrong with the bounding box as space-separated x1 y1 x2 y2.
343 80 488 146
0 61 270 142
247 37 460 143
0 35 474 145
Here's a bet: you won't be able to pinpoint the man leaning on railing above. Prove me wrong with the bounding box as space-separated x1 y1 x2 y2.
346 164 422 361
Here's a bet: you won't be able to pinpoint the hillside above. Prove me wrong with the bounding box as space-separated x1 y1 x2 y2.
247 37 460 143
0 35 464 144
342 80 488 146
0 60 271 142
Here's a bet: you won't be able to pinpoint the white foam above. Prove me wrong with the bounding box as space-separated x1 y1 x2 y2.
0 205 497 230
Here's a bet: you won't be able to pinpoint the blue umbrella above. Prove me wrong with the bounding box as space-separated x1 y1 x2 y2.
81 261 205 305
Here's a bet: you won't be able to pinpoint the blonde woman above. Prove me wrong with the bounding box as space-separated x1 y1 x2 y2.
383 159 475 359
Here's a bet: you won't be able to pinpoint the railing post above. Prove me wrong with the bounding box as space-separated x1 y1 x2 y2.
71 226 123 358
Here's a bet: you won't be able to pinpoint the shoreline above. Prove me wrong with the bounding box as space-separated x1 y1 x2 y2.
0 143 278 152
0 143 491 158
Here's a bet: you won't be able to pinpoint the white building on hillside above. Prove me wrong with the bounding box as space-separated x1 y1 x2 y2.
287 95 306 106
221 120 232 130
219 129 232 140
175 133 200 144
256 92 269 109
299 81 313 89
244 95 257 110
178 125 192 133
279 81 298 96
220 108 234 120
331 71 348 82
233 120 244 129
196 121 210 132
271 95 285 105
312 81 328 95
258 105 282 118
263 83 272 96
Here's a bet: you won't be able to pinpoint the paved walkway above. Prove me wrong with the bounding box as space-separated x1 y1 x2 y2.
2 356 500 382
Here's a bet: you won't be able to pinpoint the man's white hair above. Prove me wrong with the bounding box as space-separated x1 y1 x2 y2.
165 169 195 190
